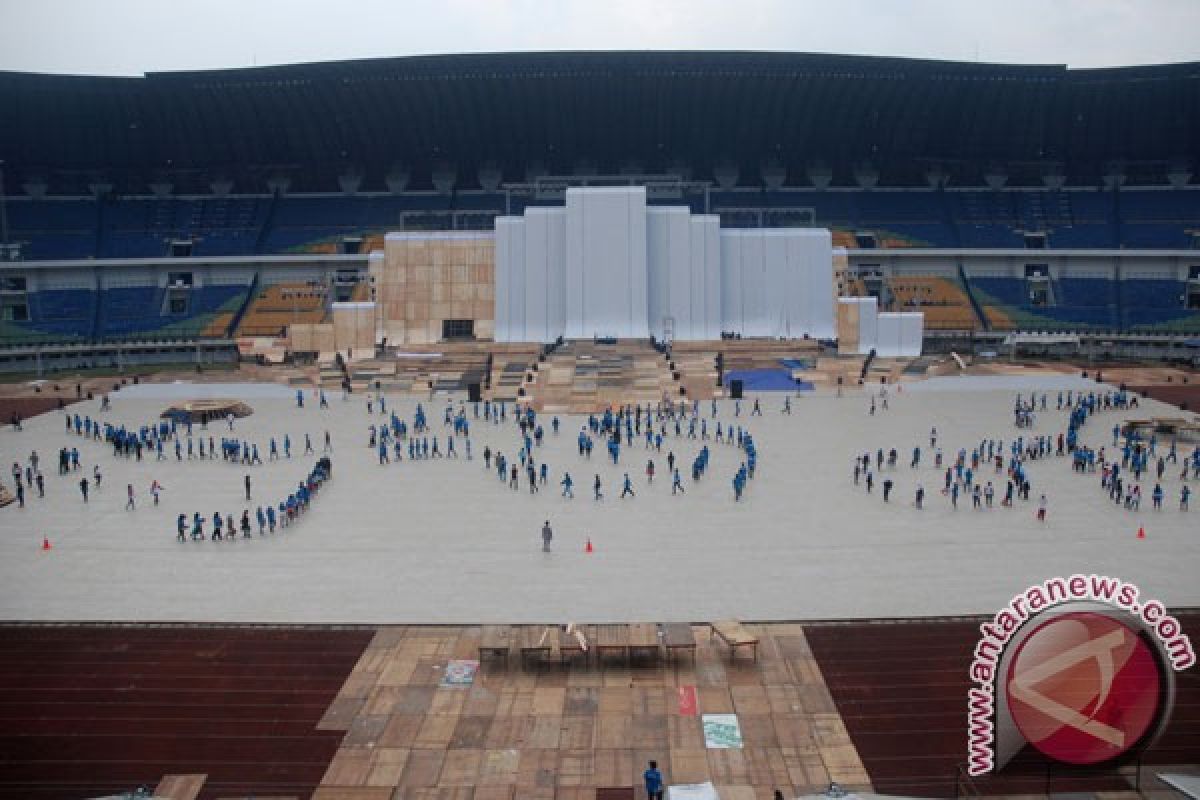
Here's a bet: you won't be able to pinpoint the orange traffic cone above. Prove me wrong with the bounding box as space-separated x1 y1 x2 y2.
585 538 594 554
42 537 52 550
1137 526 1146 540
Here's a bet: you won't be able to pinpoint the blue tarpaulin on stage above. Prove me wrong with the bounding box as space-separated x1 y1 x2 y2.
778 358 812 370
723 369 814 391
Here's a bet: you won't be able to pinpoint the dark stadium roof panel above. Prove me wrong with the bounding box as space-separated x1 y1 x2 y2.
2 51 1197 193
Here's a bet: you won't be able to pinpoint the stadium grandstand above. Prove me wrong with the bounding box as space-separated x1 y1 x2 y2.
0 50 1198 363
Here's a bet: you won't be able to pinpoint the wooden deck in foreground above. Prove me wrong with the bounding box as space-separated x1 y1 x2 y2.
313 623 869 800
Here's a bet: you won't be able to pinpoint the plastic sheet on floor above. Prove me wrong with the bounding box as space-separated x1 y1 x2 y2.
723 369 804 391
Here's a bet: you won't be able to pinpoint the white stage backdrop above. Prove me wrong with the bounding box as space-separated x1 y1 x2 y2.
837 296 924 356
646 209 721 340
720 228 835 339
494 187 836 343
565 187 648 339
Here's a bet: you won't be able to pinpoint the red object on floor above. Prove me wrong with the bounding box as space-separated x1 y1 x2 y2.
678 685 698 716
585 537 594 553
1137 526 1146 539
41 537 52 550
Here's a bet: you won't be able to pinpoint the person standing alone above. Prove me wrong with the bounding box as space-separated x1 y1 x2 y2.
541 520 553 552
644 760 664 800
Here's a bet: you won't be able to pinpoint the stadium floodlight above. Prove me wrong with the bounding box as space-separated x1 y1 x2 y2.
1167 159 1192 189
386 163 411 194
761 157 787 190
432 161 457 193
806 161 833 190
477 161 503 191
713 159 739 190
853 163 879 189
984 166 1009 190
338 168 363 195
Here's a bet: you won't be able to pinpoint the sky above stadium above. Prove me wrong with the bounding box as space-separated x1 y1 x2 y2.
1 0 1196 75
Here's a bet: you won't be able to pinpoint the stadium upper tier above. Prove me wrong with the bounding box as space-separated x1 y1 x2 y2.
0 51 1197 193
3 187 1198 260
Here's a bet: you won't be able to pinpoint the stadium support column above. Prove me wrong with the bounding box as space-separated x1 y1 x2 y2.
0 161 8 247
565 187 649 339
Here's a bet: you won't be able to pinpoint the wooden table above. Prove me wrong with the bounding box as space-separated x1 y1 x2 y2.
659 622 697 661
519 625 555 665
628 623 661 660
478 625 513 661
710 620 759 661
558 625 590 663
594 624 630 661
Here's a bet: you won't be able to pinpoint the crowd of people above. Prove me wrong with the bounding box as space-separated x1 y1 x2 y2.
464 397 763 504
7 377 1196 556
175 456 331 542
849 386 1192 522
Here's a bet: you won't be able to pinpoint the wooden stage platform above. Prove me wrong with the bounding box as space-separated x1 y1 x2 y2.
0 617 1195 799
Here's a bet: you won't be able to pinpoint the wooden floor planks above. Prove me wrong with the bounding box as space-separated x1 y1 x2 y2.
316 624 873 798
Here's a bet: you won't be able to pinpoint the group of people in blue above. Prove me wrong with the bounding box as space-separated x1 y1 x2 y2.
176 456 332 542
62 407 330 470
468 397 761 503
851 384 1193 518
368 401 471 464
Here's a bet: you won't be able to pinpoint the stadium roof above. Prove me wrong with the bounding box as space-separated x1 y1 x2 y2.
2 51 1198 193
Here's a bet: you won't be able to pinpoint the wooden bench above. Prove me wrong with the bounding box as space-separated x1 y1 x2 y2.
478 625 513 661
710 620 759 661
594 624 630 661
628 623 661 660
519 625 555 666
659 622 697 661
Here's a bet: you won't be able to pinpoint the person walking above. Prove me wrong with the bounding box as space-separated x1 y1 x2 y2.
672 468 685 495
541 520 553 552
125 483 135 511
644 761 664 800
244 474 252 501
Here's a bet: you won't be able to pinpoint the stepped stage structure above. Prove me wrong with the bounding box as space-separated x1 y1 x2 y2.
368 187 841 347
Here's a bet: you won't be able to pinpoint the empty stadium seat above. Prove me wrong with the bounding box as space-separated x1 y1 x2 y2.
236 282 328 337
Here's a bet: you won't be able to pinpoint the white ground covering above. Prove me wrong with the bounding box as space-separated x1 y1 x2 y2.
0 378 1196 624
